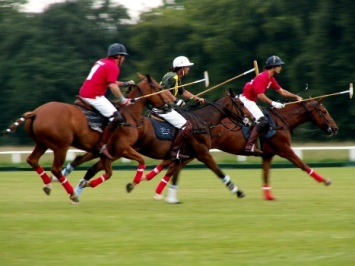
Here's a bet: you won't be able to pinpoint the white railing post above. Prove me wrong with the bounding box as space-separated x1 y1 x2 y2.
349 147 355 161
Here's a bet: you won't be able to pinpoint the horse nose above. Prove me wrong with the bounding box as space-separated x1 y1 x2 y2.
328 127 338 135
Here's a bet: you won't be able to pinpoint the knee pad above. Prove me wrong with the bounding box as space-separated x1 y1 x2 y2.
108 111 125 130
181 120 192 138
255 116 269 135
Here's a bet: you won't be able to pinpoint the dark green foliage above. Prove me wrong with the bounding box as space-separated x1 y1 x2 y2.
0 0 354 145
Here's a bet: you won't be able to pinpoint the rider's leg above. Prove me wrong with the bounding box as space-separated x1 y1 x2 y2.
170 121 192 160
245 116 269 156
97 111 125 159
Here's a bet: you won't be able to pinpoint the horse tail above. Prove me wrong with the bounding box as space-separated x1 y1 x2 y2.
3 111 35 134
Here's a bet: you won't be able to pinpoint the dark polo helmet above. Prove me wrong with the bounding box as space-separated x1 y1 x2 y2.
107 43 128 56
265 55 285 67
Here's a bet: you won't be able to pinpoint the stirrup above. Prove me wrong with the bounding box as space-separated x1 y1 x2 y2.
244 146 263 156
170 151 189 160
99 144 113 159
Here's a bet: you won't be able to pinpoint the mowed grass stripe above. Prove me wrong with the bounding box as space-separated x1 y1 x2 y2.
0 168 354 266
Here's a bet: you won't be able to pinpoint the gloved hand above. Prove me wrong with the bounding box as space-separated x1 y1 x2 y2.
175 99 185 107
123 80 135 86
119 96 133 106
271 101 285 109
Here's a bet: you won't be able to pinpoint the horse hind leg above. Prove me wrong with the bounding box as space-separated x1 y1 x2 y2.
26 144 52 195
51 149 79 203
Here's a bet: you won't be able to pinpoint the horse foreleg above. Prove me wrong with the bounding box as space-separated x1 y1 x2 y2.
278 149 332 186
26 144 53 196
62 152 98 177
196 152 246 199
152 158 192 197
160 161 189 204
72 159 104 199
79 157 113 190
145 159 172 181
262 156 276 200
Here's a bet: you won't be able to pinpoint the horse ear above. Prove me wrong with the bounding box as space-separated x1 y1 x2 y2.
229 88 236 97
318 97 324 104
146 74 152 83
137 72 145 80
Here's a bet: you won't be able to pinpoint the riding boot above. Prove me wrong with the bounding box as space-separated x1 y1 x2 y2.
245 126 263 156
96 124 114 159
170 129 189 160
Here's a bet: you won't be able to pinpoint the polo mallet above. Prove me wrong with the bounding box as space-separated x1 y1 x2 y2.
253 60 259 76
285 83 353 105
192 61 259 99
133 71 209 101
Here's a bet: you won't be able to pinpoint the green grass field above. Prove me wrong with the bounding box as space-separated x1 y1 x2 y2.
0 168 354 266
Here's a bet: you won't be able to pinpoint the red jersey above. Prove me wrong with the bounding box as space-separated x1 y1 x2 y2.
79 57 120 98
242 70 281 102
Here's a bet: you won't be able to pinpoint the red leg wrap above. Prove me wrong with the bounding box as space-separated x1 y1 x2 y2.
262 185 275 200
35 166 51 185
90 174 109 188
155 176 171 194
58 176 74 194
133 164 146 184
307 169 324 182
145 164 164 181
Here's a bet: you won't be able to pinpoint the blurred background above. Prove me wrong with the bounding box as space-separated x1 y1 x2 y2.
0 0 354 145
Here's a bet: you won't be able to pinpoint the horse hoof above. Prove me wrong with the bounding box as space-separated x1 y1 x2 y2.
237 190 246 198
43 185 51 196
166 198 182 204
69 193 79 204
50 176 58 183
126 183 134 193
153 193 164 200
78 179 89 189
324 179 332 186
265 196 276 201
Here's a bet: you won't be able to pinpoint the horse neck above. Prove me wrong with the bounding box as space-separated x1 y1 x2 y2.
272 103 312 130
190 102 228 127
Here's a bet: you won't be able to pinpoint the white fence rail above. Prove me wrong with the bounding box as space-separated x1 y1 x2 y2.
1 146 355 163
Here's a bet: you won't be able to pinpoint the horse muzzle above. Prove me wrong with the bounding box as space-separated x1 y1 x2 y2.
326 127 338 136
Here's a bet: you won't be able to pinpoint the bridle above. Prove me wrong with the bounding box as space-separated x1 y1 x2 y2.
300 101 335 134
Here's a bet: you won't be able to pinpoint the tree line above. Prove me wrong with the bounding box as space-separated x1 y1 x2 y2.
0 0 354 145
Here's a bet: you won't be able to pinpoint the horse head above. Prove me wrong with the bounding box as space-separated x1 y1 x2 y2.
302 98 338 136
126 73 175 109
222 88 253 125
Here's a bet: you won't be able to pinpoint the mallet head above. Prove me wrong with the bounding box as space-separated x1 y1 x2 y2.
203 71 209 87
349 83 353 99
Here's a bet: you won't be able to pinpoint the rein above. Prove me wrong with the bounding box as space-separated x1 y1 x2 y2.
120 78 166 128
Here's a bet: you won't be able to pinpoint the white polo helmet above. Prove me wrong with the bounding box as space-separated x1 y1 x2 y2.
172 56 194 68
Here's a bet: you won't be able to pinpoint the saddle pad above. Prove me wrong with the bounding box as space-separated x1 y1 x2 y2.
78 107 105 133
149 118 175 140
242 109 276 140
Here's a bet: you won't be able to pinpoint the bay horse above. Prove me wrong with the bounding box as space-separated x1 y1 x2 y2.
3 73 171 203
144 98 338 202
61 89 251 202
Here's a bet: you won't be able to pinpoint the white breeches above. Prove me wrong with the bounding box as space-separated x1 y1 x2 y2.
81 96 117 118
239 95 264 121
156 109 187 129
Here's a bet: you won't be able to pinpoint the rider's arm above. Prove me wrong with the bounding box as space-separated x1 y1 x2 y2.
277 88 302 101
256 93 273 105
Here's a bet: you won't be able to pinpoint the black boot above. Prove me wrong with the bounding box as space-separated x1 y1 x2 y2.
170 129 189 160
96 123 114 159
244 127 263 156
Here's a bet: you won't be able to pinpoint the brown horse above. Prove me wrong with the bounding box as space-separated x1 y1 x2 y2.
3 73 171 203
145 98 338 203
62 89 251 201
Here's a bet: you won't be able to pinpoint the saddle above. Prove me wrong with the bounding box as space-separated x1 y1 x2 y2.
148 113 175 141
242 109 277 140
74 96 106 133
